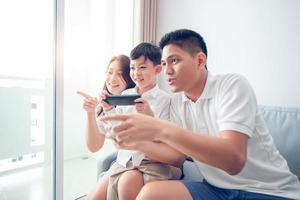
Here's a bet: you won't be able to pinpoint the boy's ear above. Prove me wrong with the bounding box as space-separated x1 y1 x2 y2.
155 65 162 74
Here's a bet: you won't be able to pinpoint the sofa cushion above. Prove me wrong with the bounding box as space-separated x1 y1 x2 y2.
260 106 300 179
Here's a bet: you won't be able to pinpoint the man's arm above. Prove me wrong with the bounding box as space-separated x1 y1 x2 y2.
103 113 248 175
143 142 186 167
117 140 186 167
159 121 248 175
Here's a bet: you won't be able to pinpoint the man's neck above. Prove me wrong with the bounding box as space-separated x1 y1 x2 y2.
185 70 207 102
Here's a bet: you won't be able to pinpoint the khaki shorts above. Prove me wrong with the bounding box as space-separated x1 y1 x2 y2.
106 159 174 200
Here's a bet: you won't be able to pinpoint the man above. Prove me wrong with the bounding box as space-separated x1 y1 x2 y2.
102 29 300 199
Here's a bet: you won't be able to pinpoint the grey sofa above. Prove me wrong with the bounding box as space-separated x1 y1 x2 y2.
97 106 300 181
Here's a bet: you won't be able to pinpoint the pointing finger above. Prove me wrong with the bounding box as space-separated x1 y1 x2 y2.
77 91 92 99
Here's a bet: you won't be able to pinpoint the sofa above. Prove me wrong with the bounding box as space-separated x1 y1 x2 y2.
97 106 300 181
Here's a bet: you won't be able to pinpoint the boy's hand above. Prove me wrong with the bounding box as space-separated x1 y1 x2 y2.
134 98 154 117
77 91 98 113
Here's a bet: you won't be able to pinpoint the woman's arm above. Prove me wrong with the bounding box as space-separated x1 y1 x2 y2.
78 91 106 152
85 112 105 152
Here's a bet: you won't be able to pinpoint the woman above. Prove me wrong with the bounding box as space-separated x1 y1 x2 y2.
79 54 135 152
78 55 135 200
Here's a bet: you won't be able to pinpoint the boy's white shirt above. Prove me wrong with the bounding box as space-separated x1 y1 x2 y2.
97 84 171 167
170 72 300 199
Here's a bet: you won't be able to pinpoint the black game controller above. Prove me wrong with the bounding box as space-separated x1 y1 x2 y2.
104 94 141 106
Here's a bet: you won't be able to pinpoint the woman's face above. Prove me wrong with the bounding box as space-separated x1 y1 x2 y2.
105 60 127 95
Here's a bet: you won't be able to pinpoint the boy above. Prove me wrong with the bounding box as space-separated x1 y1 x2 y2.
89 42 185 200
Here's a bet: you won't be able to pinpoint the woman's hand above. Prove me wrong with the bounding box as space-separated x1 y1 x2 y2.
98 90 114 111
77 91 98 113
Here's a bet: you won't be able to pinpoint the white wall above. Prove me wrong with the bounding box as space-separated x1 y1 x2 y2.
156 0 300 107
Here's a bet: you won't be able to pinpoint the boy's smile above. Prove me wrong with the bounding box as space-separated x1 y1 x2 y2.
130 56 161 94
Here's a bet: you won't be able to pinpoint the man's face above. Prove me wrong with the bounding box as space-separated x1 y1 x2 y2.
161 44 200 93
130 56 161 92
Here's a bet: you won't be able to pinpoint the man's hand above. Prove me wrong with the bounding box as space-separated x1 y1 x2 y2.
101 113 164 144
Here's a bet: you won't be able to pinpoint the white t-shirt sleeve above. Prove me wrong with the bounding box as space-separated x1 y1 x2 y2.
216 74 257 137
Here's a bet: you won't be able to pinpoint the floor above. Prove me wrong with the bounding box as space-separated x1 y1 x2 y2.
0 157 96 200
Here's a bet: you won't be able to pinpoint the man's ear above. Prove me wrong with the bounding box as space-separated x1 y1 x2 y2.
196 52 206 69
155 65 162 74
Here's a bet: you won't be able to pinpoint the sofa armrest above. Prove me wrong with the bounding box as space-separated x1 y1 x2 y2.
97 151 117 180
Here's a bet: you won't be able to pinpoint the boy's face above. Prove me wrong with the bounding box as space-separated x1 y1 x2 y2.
130 56 161 93
161 44 203 93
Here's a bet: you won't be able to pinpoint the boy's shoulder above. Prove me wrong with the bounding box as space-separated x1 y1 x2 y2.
156 87 171 96
151 85 172 100
121 88 137 95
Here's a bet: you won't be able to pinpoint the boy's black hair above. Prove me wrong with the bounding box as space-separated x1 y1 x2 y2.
130 42 161 65
159 29 208 69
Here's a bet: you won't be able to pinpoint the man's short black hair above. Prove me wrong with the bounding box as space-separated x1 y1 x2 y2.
130 42 161 65
159 29 208 58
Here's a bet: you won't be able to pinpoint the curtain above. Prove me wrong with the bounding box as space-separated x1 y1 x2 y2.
133 0 158 45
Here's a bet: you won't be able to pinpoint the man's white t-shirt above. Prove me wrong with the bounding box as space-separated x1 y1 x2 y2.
98 84 171 167
170 72 300 199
